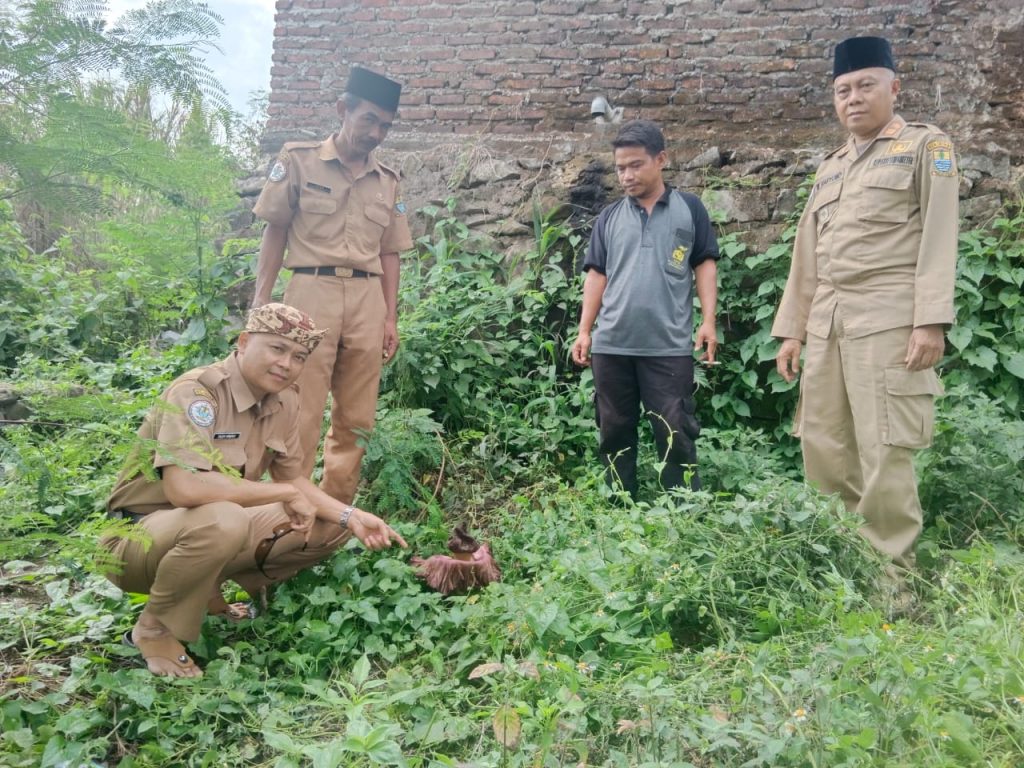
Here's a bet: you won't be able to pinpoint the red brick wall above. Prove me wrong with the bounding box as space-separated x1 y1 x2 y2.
265 0 1024 154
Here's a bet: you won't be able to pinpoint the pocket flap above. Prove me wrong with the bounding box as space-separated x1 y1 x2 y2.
299 196 337 215
364 203 391 227
810 182 842 212
884 366 944 396
216 444 248 471
865 168 913 191
264 437 288 456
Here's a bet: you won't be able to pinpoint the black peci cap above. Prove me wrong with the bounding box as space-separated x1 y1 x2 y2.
346 66 402 112
832 36 896 79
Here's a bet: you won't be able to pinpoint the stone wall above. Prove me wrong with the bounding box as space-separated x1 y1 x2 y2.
266 0 1024 152
249 0 1024 250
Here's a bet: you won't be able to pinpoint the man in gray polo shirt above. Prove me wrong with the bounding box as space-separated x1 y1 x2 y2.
572 120 720 498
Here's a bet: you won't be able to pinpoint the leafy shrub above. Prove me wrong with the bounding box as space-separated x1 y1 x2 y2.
918 388 1024 547
358 407 443 515
944 206 1024 414
385 201 592 476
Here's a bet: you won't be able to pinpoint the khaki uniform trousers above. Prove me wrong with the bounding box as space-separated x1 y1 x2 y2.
102 502 349 642
283 272 386 503
798 315 940 569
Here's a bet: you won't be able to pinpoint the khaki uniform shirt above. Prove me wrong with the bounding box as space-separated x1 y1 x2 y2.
772 115 959 341
107 353 304 515
252 136 414 274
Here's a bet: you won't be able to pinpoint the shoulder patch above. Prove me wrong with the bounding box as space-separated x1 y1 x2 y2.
193 387 212 398
268 161 287 182
395 197 407 216
931 146 956 176
926 139 953 152
187 399 216 428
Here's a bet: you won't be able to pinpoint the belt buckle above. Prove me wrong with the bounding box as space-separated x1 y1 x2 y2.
335 267 354 278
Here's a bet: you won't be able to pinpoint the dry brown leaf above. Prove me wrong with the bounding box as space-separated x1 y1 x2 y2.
493 704 522 749
710 705 730 723
517 660 540 679
468 662 504 679
615 718 651 735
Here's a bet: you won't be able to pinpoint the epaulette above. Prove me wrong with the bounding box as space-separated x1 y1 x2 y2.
905 121 948 137
376 158 402 180
197 365 229 389
823 142 847 160
280 140 323 153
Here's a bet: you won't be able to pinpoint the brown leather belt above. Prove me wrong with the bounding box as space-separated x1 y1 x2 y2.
291 266 375 278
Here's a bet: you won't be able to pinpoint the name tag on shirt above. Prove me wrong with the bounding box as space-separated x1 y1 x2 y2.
213 432 241 440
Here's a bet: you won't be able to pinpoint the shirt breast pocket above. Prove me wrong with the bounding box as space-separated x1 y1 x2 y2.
297 193 340 241
664 227 694 276
214 444 247 475
811 183 842 233
364 202 391 233
253 437 289 478
859 169 913 223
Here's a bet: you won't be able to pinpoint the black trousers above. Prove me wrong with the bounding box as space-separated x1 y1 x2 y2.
591 354 701 498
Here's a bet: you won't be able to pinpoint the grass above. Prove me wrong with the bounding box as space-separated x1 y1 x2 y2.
2 450 1023 766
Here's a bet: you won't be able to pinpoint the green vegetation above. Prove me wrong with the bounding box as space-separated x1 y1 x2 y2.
2 3 1023 764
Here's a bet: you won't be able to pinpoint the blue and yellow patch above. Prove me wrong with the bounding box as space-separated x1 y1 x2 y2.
931 148 954 176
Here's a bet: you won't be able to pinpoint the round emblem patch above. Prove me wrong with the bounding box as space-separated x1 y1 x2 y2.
268 161 287 182
187 399 216 428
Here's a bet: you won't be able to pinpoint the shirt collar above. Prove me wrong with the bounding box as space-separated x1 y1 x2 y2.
628 184 673 210
844 114 906 156
320 134 381 177
224 352 280 415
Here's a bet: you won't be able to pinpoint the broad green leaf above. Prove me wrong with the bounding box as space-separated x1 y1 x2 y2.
964 345 998 372
351 655 371 688
1002 351 1024 380
947 325 972 352
525 602 559 640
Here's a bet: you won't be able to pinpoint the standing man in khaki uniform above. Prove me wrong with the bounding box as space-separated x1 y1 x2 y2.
773 36 958 573
252 67 414 503
103 304 407 678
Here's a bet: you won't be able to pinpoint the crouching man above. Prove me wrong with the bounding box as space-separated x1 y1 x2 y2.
101 303 406 678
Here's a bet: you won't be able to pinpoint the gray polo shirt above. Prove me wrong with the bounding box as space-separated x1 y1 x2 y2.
584 187 719 356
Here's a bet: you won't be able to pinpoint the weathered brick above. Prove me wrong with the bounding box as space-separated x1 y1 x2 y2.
400 107 436 119
459 48 497 60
